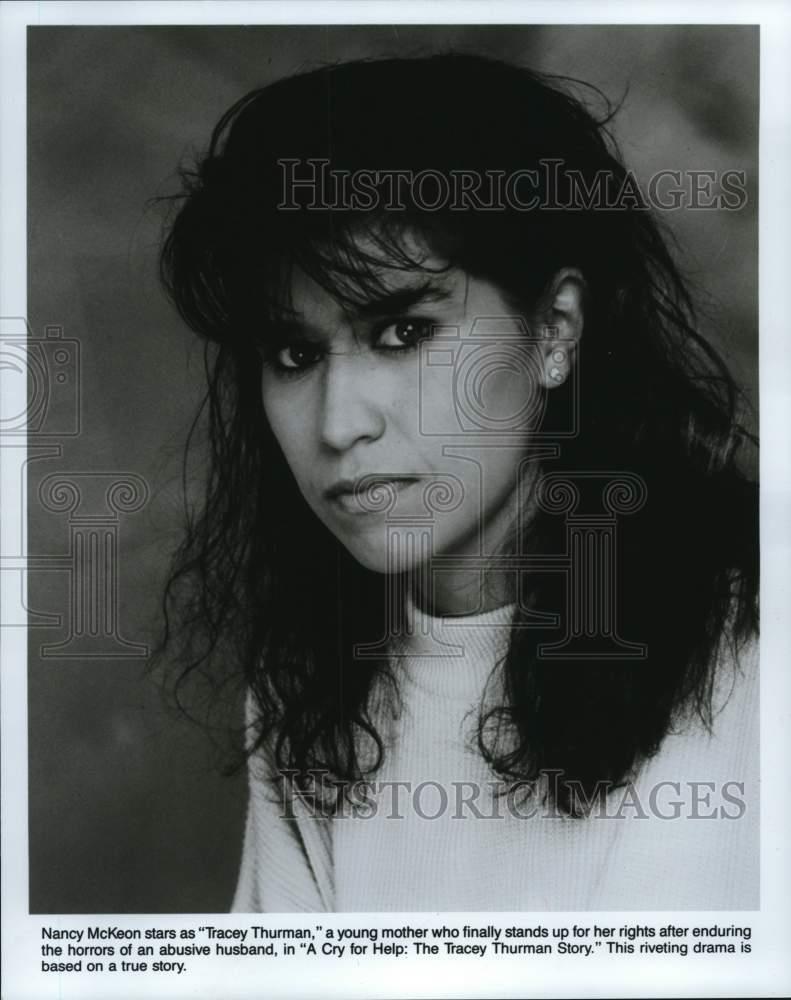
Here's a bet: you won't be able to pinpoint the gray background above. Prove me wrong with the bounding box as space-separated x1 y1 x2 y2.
27 25 758 913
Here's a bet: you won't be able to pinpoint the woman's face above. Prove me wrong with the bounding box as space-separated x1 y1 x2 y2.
260 243 574 578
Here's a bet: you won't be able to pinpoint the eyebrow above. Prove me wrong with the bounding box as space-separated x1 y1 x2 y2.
349 279 455 319
263 278 455 344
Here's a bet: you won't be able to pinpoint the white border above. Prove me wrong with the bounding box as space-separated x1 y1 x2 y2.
2 3 790 999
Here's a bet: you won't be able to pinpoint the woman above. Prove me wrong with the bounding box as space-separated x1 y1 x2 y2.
159 54 759 911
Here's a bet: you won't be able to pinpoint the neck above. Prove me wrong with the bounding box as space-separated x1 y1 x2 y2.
410 565 515 617
405 464 541 617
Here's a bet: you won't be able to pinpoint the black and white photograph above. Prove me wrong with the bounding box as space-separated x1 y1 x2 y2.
2 4 790 999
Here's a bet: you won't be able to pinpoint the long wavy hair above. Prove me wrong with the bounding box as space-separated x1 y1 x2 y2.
157 53 758 815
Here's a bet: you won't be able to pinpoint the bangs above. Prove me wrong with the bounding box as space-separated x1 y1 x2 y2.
258 213 457 329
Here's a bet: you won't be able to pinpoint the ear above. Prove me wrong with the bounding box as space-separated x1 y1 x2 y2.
535 268 585 389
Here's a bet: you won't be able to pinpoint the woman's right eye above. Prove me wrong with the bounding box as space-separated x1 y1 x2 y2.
273 343 323 373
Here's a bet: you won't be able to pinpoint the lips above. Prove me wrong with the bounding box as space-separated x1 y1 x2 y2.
324 476 420 514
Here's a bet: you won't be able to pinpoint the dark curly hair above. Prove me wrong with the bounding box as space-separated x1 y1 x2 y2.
157 53 758 815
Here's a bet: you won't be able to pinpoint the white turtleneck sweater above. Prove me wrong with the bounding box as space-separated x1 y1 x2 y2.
232 602 758 912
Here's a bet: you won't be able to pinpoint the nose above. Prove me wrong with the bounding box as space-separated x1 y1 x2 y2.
319 352 386 452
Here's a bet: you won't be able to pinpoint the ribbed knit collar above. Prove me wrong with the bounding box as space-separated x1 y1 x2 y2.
392 595 516 701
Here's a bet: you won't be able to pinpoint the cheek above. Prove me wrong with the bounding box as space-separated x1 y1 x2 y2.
487 368 541 422
417 351 544 438
261 387 312 483
459 346 544 433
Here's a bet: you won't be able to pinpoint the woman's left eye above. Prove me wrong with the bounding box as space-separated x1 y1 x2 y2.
375 318 435 350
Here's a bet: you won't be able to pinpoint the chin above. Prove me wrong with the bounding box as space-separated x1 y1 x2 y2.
339 532 433 576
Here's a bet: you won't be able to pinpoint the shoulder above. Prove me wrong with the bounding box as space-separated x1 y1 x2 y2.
645 630 759 782
601 633 760 909
708 631 759 741
234 691 334 912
